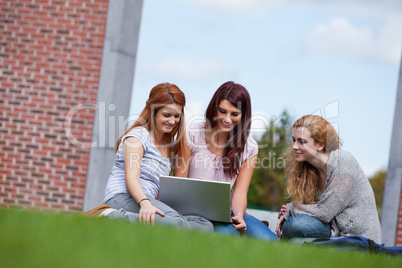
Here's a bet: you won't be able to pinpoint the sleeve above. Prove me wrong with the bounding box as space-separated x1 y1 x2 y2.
186 122 204 154
284 202 294 220
241 137 258 163
186 124 194 153
289 172 356 223
123 127 150 152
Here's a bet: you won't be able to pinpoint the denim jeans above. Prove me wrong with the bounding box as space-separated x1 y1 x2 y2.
213 213 278 241
281 214 331 240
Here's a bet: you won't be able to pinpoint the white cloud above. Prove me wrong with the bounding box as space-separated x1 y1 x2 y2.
250 110 271 139
304 18 373 55
178 0 402 65
141 58 236 84
178 0 278 16
303 17 402 66
185 101 205 125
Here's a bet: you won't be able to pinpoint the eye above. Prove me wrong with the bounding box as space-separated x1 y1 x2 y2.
231 112 240 117
218 108 226 114
174 114 181 118
163 114 170 118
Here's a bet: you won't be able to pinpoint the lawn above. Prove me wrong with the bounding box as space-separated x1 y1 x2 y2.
0 208 400 268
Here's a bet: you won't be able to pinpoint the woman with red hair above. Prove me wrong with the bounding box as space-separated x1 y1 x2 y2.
101 83 213 231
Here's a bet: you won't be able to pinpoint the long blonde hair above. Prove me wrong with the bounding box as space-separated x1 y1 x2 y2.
115 83 190 161
285 115 341 206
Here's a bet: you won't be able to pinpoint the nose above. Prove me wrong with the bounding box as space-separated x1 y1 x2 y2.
292 141 298 150
168 117 176 124
224 114 232 123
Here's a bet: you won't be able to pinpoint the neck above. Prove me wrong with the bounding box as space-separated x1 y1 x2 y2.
211 126 230 144
308 152 329 177
150 129 165 145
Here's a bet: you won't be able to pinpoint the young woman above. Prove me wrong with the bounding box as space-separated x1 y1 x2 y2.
276 115 381 243
182 81 278 240
101 83 213 232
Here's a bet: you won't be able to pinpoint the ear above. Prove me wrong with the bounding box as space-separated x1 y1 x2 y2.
317 143 325 152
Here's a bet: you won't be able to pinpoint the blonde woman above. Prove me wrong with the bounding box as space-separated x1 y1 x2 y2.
276 115 381 243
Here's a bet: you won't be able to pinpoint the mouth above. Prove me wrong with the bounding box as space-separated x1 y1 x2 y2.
163 123 174 129
220 120 233 128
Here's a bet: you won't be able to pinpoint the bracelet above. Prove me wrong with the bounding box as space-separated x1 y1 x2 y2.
137 198 150 206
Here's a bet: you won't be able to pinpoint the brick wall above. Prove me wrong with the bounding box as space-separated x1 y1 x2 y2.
0 0 108 212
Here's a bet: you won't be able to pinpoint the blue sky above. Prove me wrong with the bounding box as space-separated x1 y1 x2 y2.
130 0 402 177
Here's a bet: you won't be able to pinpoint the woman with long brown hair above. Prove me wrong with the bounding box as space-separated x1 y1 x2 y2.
276 115 381 243
101 83 213 231
182 81 278 240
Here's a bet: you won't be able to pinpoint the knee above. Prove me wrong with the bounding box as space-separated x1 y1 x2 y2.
282 216 305 238
214 224 240 236
281 214 330 239
200 221 214 232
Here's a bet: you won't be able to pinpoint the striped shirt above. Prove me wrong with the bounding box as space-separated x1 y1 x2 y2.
103 127 172 203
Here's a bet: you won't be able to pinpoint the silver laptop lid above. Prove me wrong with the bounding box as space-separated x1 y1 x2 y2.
159 176 231 223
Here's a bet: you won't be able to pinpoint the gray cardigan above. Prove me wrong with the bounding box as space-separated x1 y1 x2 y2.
284 149 382 244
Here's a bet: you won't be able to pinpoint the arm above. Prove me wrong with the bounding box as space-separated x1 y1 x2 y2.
173 144 190 178
275 204 288 237
123 137 165 225
291 173 355 223
231 154 257 232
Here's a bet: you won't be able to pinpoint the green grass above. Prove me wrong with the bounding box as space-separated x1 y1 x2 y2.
0 208 400 268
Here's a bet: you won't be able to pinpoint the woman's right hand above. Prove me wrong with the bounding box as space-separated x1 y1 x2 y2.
276 215 285 238
138 200 165 226
278 204 286 219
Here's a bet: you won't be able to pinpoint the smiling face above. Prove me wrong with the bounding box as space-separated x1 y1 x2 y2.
215 99 242 132
292 126 325 163
154 103 182 135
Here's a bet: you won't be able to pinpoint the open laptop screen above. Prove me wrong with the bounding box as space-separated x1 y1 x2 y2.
159 176 231 223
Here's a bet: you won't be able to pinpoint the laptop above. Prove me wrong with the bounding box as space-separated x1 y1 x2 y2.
159 175 232 223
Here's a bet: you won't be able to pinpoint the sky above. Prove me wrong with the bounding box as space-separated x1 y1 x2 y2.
129 0 402 177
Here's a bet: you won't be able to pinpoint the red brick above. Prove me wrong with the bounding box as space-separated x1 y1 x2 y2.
1 0 108 212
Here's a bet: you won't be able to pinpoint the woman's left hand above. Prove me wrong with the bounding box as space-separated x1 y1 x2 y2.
231 213 247 233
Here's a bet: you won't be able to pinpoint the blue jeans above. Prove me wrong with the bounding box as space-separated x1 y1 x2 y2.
213 213 278 241
281 214 331 240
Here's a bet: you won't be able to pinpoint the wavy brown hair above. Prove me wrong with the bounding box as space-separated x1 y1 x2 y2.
285 115 341 206
114 83 190 161
205 81 252 178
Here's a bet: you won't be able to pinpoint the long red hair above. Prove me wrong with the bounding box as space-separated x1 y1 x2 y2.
114 83 189 161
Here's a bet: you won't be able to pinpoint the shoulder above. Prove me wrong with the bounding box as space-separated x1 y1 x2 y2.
328 149 362 176
124 127 151 149
187 121 205 133
186 121 205 141
246 136 258 150
329 149 356 165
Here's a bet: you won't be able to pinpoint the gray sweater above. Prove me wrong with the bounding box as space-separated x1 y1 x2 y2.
284 149 382 244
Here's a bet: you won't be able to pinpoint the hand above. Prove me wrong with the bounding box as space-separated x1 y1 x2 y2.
231 213 247 233
138 200 165 226
278 204 286 219
276 215 285 238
